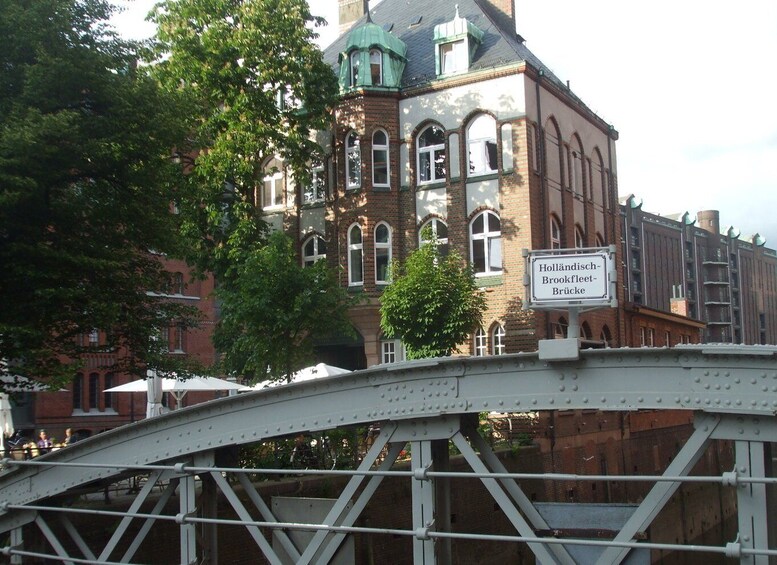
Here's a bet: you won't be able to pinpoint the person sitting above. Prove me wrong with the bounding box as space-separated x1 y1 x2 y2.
63 428 78 445
36 430 53 453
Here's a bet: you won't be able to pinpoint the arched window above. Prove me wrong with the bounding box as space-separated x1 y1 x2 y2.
600 325 612 347
262 157 284 209
375 222 392 284
370 49 382 85
346 131 361 189
348 224 363 286
474 328 487 356
470 210 502 275
570 137 584 196
595 233 605 248
381 335 405 364
491 324 506 355
580 322 592 341
417 125 446 184
550 216 562 249
554 317 568 339
574 225 585 248
372 130 389 187
467 114 497 175
419 218 449 257
349 51 360 87
302 235 327 267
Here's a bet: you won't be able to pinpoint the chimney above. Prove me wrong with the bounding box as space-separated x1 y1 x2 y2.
338 0 368 37
696 210 720 235
482 0 516 33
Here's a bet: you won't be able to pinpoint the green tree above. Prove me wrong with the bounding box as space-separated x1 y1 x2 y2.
0 0 200 388
380 233 487 359
149 0 338 274
149 0 345 380
214 232 355 382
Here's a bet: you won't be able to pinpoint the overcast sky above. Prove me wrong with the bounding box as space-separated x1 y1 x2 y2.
113 0 777 244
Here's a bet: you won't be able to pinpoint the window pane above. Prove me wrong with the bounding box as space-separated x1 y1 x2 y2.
486 140 498 170
473 239 486 273
349 225 361 244
373 130 387 145
420 126 444 147
472 213 484 234
350 52 359 86
376 248 389 282
350 249 363 283
419 151 431 182
434 149 446 179
373 149 388 185
489 236 502 271
376 224 389 243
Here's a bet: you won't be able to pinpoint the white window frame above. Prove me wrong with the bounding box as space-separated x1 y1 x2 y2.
550 216 562 249
349 51 360 87
574 225 585 249
470 210 502 276
491 324 505 355
302 235 326 267
381 338 405 364
369 49 382 85
417 125 446 184
372 129 390 187
467 114 498 176
348 223 364 286
346 131 361 189
474 328 487 356
303 161 325 203
262 158 284 210
440 39 467 74
374 222 392 284
419 218 449 257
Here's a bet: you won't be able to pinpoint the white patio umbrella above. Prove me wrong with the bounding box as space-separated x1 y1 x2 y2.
253 363 351 390
0 393 14 457
106 374 251 414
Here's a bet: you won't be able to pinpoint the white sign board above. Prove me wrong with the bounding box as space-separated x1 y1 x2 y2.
527 249 614 308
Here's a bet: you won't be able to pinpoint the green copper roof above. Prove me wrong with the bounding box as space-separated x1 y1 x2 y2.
345 21 407 60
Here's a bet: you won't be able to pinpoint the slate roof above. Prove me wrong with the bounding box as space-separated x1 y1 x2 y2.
323 0 561 90
322 0 613 129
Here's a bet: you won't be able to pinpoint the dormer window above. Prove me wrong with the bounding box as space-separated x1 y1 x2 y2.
370 49 383 85
440 40 467 75
433 6 483 77
349 51 360 87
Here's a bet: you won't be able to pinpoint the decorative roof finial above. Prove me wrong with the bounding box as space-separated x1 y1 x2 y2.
455 4 460 19
366 8 372 23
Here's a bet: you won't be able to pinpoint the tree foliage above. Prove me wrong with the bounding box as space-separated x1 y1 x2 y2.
380 235 487 359
150 0 345 379
0 0 200 388
149 0 339 275
214 232 355 382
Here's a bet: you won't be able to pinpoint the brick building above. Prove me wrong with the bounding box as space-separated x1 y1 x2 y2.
264 0 625 369
621 195 777 345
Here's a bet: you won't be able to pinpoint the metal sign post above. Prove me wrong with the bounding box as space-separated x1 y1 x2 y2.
523 245 617 360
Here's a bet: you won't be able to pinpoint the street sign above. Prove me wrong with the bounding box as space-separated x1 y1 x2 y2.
524 247 616 309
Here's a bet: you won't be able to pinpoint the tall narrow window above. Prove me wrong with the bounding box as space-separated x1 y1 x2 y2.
174 323 185 352
381 338 405 364
88 329 99 346
89 373 99 411
348 224 363 286
372 130 389 187
173 272 184 295
302 235 327 267
104 373 113 410
346 131 361 189
73 374 83 411
262 157 284 209
303 161 325 203
550 216 562 249
474 328 487 356
369 49 382 85
417 125 446 184
375 222 392 284
467 114 497 175
492 324 506 355
420 218 449 257
349 51 360 87
470 211 502 275
575 225 585 248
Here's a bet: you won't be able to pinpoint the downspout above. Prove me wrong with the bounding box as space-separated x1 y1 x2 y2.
606 128 624 346
535 69 549 340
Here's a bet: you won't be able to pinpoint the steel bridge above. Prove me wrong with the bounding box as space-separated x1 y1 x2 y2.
1 345 776 564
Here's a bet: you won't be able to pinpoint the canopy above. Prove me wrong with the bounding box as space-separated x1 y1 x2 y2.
253 363 351 390
106 375 250 412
